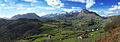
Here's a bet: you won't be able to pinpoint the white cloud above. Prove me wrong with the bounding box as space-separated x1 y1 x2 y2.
108 15 113 16
72 7 81 9
0 14 11 18
62 9 74 12
45 0 64 8
90 10 98 12
65 0 96 9
62 7 81 12
17 7 25 10
27 8 35 10
65 0 86 3
38 12 48 16
106 7 118 15
107 5 120 15
107 2 120 15
44 7 55 10
62 8 81 12
4 0 8 2
35 6 42 9
108 5 119 11
35 6 55 10
24 0 39 3
108 2 120 11
86 0 96 9
4 7 15 9
106 11 115 14
16 4 25 7
0 4 6 6
118 2 120 5
2 4 27 10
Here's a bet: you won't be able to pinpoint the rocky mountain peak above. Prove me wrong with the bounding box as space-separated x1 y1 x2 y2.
80 9 89 14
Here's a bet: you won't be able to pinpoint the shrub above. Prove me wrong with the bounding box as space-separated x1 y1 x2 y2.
104 15 120 32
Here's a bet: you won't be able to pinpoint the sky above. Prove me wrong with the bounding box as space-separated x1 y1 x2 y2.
0 0 120 18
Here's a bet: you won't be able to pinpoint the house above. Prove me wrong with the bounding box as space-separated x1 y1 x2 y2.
91 28 99 31
77 35 88 39
92 29 95 31
44 34 51 39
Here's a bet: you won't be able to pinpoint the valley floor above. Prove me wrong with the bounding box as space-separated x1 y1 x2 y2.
20 28 120 42
19 28 111 42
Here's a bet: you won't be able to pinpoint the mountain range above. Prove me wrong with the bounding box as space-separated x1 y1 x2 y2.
11 13 41 20
11 9 102 20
